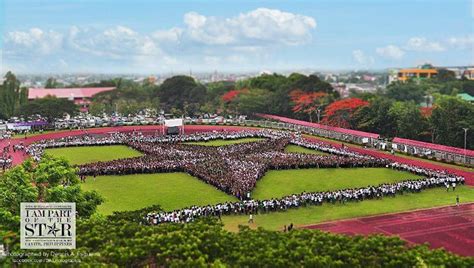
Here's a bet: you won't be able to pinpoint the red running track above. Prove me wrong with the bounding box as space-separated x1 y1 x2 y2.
304 203 474 256
0 125 258 166
1 125 472 184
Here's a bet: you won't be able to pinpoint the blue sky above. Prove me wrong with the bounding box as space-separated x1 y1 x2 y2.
1 0 473 74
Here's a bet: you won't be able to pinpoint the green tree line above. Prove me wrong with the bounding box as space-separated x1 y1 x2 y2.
2 71 473 148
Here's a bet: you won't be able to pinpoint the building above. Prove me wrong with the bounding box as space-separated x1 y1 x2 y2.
457 93 474 103
462 68 474 80
28 87 116 112
396 65 438 82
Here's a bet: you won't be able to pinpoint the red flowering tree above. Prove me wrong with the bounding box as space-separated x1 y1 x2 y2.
221 89 249 103
221 88 249 114
321 98 369 128
289 90 328 122
420 106 434 118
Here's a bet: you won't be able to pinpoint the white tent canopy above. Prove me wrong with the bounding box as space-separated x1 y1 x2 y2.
164 119 184 127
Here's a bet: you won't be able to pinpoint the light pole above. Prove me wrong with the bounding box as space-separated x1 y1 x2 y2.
316 108 321 124
463 128 469 164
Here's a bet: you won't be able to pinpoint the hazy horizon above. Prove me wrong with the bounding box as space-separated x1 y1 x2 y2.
1 0 473 75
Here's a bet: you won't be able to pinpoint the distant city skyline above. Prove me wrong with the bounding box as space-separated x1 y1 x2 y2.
1 0 473 74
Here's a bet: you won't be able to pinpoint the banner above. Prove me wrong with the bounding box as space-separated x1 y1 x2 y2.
165 119 184 127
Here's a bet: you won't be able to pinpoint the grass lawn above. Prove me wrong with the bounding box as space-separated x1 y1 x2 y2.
183 137 264 146
284 144 328 155
223 186 474 231
45 145 142 165
81 173 237 215
252 168 421 199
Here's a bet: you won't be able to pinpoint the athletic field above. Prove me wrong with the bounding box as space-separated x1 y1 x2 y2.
43 142 471 231
45 145 143 165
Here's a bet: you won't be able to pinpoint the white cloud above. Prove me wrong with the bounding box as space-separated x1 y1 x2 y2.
104 25 136 38
184 12 207 29
352 49 374 65
6 28 63 55
447 35 474 49
152 27 183 43
376 45 405 60
183 8 316 45
405 37 444 52
3 8 318 73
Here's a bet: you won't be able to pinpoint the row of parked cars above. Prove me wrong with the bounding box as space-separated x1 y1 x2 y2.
52 114 247 130
53 115 159 129
0 114 248 133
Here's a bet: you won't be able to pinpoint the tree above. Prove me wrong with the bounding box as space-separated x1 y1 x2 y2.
45 77 63 88
158 76 206 115
0 164 38 215
0 156 103 218
0 156 103 255
3 216 473 266
385 81 426 103
0 71 25 119
430 95 474 149
321 98 369 128
388 101 428 140
221 89 245 103
289 90 329 122
234 89 273 114
17 95 78 121
436 69 456 82
289 73 336 95
353 97 397 138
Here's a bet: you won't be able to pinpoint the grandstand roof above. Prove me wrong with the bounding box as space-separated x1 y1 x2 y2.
393 137 474 157
28 87 115 99
257 114 380 139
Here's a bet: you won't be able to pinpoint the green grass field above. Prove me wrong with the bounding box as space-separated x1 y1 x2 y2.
183 137 264 146
252 168 421 199
223 186 474 231
45 145 143 165
47 138 473 232
284 144 328 155
81 173 237 214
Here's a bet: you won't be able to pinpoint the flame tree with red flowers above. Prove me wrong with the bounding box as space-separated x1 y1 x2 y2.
321 98 369 128
289 90 329 123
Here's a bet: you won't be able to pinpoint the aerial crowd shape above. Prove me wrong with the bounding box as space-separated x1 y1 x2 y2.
27 130 385 196
25 129 466 223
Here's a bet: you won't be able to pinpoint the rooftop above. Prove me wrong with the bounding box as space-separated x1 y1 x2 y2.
28 87 116 99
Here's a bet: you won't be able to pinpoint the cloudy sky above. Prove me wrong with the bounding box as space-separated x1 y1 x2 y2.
1 0 473 74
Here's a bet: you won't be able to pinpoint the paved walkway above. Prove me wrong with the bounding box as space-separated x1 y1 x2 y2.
304 203 474 256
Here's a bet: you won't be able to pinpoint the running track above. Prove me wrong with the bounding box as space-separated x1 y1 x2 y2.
304 203 474 256
1 125 472 185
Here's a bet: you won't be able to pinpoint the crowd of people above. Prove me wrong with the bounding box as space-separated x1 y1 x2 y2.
9 128 467 224
78 137 389 198
0 131 12 140
1 142 13 171
27 130 389 198
145 175 465 224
